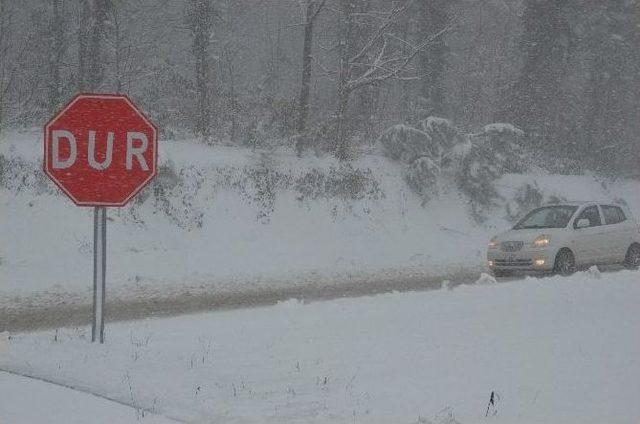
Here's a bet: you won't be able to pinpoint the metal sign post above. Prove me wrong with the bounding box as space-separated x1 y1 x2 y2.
92 206 107 343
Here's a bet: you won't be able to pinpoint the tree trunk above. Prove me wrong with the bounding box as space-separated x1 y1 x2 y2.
0 0 6 130
77 1 88 91
113 10 123 93
194 31 211 138
334 0 353 160
87 0 109 91
48 0 64 112
225 50 239 143
296 4 315 134
418 0 448 117
334 87 350 160
509 0 570 148
190 0 213 140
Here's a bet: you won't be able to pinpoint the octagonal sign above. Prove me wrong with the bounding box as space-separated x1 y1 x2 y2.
44 94 158 206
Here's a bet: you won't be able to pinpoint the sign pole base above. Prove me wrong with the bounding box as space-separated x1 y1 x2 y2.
92 206 107 343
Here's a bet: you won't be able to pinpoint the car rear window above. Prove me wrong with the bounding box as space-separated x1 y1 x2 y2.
601 205 626 225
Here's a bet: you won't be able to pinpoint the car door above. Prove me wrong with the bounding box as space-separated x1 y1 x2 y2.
571 205 605 266
600 205 632 262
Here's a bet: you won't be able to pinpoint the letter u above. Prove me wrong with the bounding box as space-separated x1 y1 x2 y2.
88 131 114 170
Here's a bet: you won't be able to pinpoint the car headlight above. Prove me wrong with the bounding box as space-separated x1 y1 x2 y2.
488 237 499 249
532 235 550 248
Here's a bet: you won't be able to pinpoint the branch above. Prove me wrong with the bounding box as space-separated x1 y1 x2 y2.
311 55 336 81
347 17 457 91
286 0 326 28
348 1 411 68
310 0 327 20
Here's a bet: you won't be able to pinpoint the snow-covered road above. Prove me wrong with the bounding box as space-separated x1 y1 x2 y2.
2 268 639 423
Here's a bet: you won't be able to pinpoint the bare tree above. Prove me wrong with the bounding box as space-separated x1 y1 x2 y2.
296 0 326 134
332 0 455 159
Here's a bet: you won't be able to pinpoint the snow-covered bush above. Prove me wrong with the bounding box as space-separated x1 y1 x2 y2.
294 120 336 157
379 124 430 163
0 154 51 194
504 183 544 222
504 181 570 223
379 117 463 203
128 162 206 229
379 117 462 165
404 156 440 204
295 164 383 204
457 123 526 223
379 119 527 221
123 157 383 227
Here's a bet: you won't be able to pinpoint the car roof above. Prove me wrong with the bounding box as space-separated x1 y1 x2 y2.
543 201 627 208
540 201 592 207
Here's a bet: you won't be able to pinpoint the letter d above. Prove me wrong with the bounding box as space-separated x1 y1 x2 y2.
52 130 77 169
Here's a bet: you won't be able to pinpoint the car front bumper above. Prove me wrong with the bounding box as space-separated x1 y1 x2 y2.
487 247 555 272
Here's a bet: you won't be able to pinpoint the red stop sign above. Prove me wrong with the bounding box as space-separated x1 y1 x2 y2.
44 94 158 206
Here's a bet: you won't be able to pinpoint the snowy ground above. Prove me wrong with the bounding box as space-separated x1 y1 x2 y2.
3 129 640 315
2 268 639 423
0 371 177 424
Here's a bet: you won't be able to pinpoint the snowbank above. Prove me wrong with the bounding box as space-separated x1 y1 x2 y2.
2 129 640 310
2 269 639 423
1 129 489 308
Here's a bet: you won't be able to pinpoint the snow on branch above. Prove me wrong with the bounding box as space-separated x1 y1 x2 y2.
344 3 457 93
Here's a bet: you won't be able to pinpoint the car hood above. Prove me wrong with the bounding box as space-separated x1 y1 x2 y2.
494 228 556 243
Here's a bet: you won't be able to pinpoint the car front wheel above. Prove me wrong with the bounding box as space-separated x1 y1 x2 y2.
624 244 640 270
554 249 576 276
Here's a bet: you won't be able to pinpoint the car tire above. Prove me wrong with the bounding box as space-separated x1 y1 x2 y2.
553 249 576 276
624 244 640 270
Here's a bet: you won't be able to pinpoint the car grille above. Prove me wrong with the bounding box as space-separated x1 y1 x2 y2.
500 241 524 252
494 259 533 267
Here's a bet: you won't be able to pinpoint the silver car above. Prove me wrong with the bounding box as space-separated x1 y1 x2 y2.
487 202 640 277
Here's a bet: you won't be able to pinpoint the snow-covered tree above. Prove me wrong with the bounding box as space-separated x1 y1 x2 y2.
457 123 525 222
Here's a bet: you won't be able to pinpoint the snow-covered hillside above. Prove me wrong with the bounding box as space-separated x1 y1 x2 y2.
2 129 640 309
2 269 639 423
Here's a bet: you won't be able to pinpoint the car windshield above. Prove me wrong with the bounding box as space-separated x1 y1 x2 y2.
513 205 578 230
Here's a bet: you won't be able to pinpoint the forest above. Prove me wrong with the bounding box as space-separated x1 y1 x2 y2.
0 0 639 176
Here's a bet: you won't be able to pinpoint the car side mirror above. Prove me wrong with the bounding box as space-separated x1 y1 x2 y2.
575 218 590 229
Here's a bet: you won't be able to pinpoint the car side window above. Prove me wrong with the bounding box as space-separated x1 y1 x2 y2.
574 206 602 228
601 205 626 225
